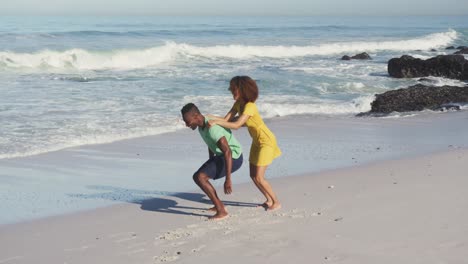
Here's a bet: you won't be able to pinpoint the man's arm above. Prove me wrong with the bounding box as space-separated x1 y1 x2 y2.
216 136 233 195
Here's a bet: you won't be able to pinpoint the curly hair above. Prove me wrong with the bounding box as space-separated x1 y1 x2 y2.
230 76 258 103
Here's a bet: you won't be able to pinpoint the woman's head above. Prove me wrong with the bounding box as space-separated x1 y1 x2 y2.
229 76 258 103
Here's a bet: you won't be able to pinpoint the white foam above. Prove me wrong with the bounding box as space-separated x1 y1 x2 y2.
0 30 458 70
0 45 178 70
259 95 375 118
0 94 377 160
0 121 186 160
417 76 467 87
183 94 375 118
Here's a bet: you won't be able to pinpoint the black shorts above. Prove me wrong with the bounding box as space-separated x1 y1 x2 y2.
194 154 243 180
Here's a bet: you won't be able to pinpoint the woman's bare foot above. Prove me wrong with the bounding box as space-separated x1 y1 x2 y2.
267 203 282 211
208 210 228 221
205 206 216 212
256 201 272 209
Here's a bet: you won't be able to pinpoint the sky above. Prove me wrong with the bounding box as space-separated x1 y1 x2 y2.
1 0 468 16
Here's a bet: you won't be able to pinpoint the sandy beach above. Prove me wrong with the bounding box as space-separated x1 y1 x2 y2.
1 147 467 264
1 111 468 263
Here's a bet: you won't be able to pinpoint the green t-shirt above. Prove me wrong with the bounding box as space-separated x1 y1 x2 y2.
198 117 242 159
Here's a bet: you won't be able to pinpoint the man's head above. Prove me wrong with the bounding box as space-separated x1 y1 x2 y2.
181 103 204 130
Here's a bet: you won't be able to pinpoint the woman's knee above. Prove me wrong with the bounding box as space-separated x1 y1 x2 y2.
250 173 264 183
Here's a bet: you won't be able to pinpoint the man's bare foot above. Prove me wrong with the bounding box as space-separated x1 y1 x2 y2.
208 211 228 221
267 203 282 211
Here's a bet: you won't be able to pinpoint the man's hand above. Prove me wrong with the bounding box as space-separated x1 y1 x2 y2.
224 178 232 194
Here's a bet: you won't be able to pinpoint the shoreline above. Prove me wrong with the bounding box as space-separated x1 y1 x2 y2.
1 110 468 225
1 146 467 263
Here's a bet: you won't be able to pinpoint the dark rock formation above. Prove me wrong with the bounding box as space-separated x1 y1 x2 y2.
341 52 372 60
430 49 437 52
388 55 468 80
457 46 467 49
434 104 461 111
454 48 468 55
446 46 455 50
351 52 371 60
362 84 468 114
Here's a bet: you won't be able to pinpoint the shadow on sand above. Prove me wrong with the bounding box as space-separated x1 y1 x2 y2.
68 185 257 217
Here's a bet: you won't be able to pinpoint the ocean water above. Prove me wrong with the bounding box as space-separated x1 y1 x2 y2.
1 16 468 159
2 16 468 225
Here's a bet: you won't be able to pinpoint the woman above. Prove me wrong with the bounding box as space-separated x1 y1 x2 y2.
208 76 281 211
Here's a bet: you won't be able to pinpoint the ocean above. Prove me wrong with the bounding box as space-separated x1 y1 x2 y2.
1 15 467 160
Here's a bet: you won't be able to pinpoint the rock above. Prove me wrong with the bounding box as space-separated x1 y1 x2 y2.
341 52 371 60
454 48 468 55
457 46 467 49
363 84 468 114
430 49 437 52
387 55 468 80
351 52 371 60
433 103 461 111
446 46 455 50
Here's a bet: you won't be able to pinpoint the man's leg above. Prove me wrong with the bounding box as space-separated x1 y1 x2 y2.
193 172 228 220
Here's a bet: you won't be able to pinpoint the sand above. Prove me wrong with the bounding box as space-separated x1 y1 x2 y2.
1 146 467 263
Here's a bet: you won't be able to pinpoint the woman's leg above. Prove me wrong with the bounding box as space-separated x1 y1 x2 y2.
249 163 281 210
249 163 272 207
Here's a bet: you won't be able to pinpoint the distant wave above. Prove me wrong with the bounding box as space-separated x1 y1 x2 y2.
0 30 457 70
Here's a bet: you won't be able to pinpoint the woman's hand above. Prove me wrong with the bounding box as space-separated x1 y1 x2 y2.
207 120 217 128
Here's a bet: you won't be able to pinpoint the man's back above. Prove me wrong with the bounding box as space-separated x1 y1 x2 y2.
198 117 242 158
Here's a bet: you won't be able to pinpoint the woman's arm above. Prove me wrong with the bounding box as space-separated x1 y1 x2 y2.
206 105 238 121
205 114 224 121
209 114 250 130
223 106 238 122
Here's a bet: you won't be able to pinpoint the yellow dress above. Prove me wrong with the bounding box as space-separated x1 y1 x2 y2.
234 101 281 166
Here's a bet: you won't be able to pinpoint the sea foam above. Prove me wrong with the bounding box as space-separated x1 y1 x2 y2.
0 30 457 70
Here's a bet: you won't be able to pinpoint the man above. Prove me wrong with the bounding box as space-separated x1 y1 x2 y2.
181 103 243 220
